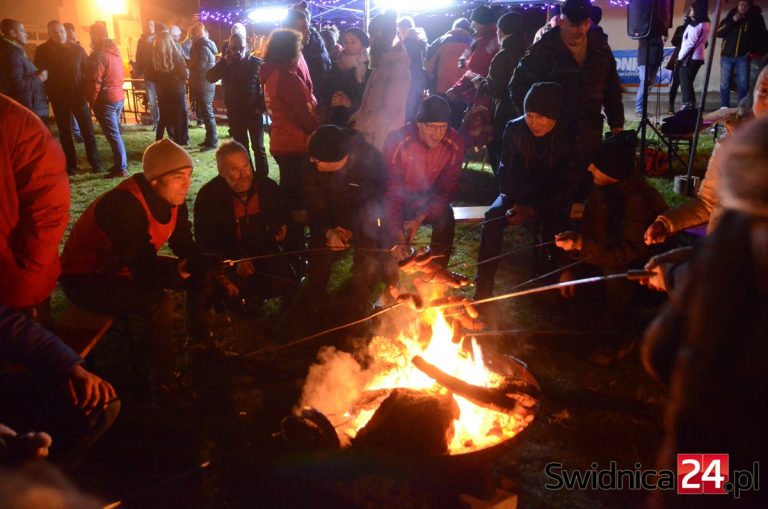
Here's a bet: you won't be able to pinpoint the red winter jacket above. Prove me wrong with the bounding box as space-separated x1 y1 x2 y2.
383 123 464 229
260 59 318 156
0 94 69 308
85 40 125 104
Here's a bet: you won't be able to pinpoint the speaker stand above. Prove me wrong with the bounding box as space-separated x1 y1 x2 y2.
637 39 670 171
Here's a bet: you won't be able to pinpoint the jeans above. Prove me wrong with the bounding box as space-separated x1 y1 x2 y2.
93 100 127 173
52 97 103 173
719 54 750 107
195 99 218 148
72 114 81 139
230 113 269 177
144 78 159 125
680 61 704 108
635 63 661 114
474 194 570 299
273 154 307 253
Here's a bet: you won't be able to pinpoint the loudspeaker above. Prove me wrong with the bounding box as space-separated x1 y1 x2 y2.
628 0 656 39
628 0 674 39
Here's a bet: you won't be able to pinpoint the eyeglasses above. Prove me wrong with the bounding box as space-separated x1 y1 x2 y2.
423 123 448 133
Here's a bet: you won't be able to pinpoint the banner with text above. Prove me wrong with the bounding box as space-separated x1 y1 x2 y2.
613 47 676 85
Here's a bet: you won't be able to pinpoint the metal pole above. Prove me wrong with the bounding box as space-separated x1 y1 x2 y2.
684 0 722 195
364 0 370 29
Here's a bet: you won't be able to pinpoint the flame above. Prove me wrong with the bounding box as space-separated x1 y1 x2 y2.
322 308 531 455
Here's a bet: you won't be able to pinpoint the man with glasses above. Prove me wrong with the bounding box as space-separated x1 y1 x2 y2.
383 95 464 267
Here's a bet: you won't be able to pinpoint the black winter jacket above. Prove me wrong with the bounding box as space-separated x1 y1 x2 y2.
717 6 767 58
134 33 155 77
326 61 369 126
0 36 47 117
194 174 290 260
34 40 88 102
188 37 217 102
303 28 332 104
509 28 624 152
498 117 581 214
577 173 668 270
483 34 526 137
207 54 265 121
302 130 388 244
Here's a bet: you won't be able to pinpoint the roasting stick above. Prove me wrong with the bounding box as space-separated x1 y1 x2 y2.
218 242 439 266
241 302 409 359
432 270 656 309
448 241 555 270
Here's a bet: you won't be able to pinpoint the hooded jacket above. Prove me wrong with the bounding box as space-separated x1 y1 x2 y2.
483 33 526 136
260 60 318 155
85 39 125 104
348 46 411 151
383 122 464 229
0 94 69 308
134 32 155 78
302 27 332 104
0 36 48 116
717 5 767 58
509 27 624 152
424 28 472 94
577 173 668 270
188 36 218 102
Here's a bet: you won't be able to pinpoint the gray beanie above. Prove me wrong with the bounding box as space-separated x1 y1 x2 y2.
142 139 194 180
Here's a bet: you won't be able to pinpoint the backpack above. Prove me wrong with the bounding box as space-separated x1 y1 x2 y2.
460 90 493 153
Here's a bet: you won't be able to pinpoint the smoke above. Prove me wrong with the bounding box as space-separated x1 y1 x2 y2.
298 346 369 423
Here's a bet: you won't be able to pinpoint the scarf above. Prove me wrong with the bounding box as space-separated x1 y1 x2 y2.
336 50 369 84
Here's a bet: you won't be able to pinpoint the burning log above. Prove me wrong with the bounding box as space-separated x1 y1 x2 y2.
411 356 537 417
354 388 459 456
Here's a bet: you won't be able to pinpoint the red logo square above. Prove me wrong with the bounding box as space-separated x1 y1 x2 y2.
677 453 729 494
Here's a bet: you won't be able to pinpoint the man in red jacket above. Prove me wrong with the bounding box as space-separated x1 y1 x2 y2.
86 22 127 178
0 93 69 321
384 95 464 267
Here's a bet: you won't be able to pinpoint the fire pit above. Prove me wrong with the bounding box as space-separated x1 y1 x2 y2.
297 301 540 457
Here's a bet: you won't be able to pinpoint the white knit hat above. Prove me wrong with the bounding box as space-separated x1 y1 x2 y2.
142 139 194 181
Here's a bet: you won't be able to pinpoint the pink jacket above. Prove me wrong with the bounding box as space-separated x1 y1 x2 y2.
424 28 472 94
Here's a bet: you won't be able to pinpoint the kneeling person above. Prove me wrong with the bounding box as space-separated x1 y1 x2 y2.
474 82 580 300
303 125 395 306
60 140 210 388
194 141 296 311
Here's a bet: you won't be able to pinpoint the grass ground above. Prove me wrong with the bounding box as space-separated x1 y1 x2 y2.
58 121 714 508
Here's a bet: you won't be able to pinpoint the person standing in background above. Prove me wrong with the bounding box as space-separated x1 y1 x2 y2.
667 8 692 113
34 20 103 175
188 22 218 151
134 19 159 128
0 19 48 120
148 31 189 146
678 1 710 110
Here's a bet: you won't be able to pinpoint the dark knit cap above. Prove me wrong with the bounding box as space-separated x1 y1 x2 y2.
591 130 638 181
415 95 451 123
497 12 522 35
470 6 496 26
308 125 350 163
523 82 562 121
452 18 472 33
343 27 369 48
562 0 593 24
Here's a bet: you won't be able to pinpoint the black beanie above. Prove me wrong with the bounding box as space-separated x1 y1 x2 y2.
562 0 593 24
308 125 350 163
415 95 451 123
343 27 369 48
497 12 522 36
591 130 638 181
523 82 562 121
470 6 496 26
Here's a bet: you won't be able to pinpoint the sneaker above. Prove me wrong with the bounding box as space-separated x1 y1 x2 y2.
200 144 217 152
104 169 128 179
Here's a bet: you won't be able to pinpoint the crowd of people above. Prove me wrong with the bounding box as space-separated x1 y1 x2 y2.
1 1 767 507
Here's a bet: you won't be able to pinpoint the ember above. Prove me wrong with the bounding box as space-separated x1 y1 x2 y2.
298 303 538 455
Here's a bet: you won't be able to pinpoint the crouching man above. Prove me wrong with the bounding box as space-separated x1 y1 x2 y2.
60 139 212 393
303 125 396 313
194 141 296 316
554 131 668 365
384 95 464 267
